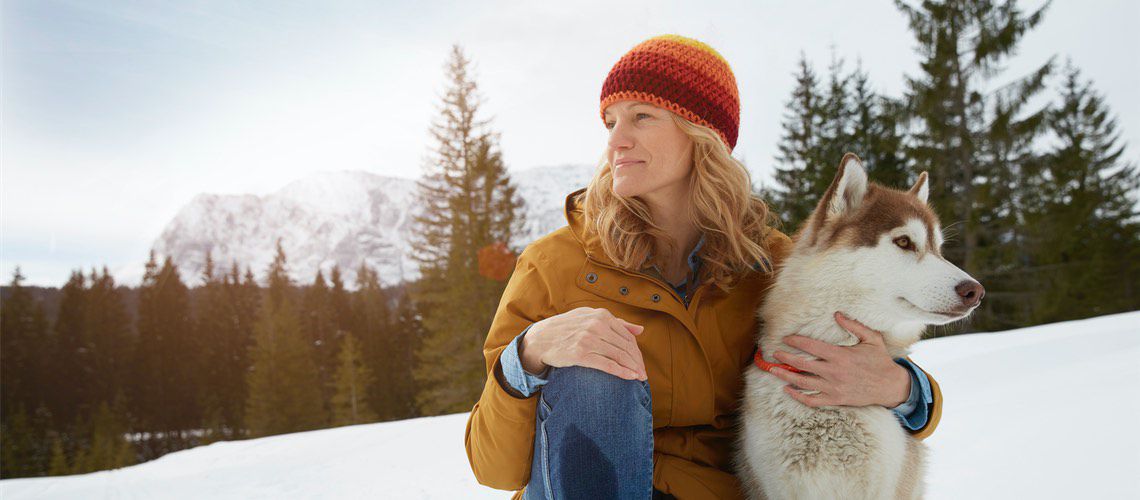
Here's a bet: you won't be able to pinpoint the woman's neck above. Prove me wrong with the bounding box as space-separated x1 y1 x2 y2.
642 184 701 274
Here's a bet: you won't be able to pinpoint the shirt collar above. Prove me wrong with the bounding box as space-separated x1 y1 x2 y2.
688 233 706 268
645 232 706 288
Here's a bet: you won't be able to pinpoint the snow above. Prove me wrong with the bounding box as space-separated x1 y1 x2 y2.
3 310 1138 499
911 310 1140 498
0 413 498 499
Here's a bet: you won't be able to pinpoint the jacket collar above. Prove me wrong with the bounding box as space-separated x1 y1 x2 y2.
564 187 619 268
564 187 669 271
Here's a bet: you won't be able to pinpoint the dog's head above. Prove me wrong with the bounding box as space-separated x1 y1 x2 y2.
793 153 984 326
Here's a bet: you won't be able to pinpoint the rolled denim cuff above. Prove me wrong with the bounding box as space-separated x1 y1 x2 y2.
890 357 932 431
498 324 550 398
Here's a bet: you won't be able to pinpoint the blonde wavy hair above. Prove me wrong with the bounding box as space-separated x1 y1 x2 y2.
582 110 778 293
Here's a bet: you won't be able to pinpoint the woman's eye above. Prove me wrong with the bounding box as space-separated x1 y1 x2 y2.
605 114 652 130
893 236 915 251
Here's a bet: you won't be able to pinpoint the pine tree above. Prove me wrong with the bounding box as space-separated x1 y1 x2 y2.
0 403 44 478
768 52 909 231
327 266 354 340
47 433 70 476
330 333 378 426
131 251 197 453
972 56 1053 327
769 54 826 229
1027 61 1140 322
409 44 525 415
1 267 51 427
244 239 326 437
849 60 909 189
817 49 855 167
231 263 261 437
389 286 425 420
346 261 410 423
326 266 354 387
301 269 338 415
85 267 133 419
46 271 90 431
195 251 240 441
71 397 134 473
893 0 1055 330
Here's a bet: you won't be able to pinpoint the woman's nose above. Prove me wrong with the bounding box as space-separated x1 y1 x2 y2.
607 121 635 151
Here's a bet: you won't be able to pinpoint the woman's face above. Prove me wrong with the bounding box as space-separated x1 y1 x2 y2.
603 100 694 200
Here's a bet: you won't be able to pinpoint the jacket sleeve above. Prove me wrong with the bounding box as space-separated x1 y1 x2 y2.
464 245 561 490
500 324 552 397
902 356 943 440
889 358 925 428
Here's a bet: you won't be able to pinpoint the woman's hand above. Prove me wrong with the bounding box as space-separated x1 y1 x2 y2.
767 311 911 408
520 307 648 381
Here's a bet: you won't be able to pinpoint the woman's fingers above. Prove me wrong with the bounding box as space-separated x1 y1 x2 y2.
783 385 833 408
544 308 649 381
769 366 824 393
617 318 645 335
581 352 643 380
772 350 824 376
584 334 646 380
605 320 646 376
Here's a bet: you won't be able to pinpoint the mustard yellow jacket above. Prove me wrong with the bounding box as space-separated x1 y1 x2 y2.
464 188 943 499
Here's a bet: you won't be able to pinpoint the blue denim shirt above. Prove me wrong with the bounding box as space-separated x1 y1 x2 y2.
497 233 932 430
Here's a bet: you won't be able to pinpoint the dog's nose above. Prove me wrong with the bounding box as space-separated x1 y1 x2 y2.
955 280 985 307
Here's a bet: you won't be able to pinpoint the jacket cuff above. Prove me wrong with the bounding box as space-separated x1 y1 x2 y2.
483 345 542 424
890 357 930 430
499 324 551 398
889 359 925 419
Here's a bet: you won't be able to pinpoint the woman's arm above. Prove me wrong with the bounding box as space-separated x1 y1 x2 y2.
464 246 560 490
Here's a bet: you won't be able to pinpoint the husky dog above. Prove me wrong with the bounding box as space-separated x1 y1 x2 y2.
734 153 984 500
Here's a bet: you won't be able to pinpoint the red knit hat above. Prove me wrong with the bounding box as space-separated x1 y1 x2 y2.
600 34 741 151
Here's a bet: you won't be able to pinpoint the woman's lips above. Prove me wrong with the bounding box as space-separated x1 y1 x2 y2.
616 161 644 168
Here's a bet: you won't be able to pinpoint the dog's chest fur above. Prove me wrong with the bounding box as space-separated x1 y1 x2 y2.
733 254 926 499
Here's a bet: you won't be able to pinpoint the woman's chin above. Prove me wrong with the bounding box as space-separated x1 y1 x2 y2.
611 183 642 199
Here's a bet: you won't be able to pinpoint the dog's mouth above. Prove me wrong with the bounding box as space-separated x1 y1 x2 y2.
897 297 975 319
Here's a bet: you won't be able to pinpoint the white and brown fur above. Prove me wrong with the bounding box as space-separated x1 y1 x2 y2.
733 153 984 499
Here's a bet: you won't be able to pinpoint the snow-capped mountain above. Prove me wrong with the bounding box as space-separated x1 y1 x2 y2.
150 164 596 289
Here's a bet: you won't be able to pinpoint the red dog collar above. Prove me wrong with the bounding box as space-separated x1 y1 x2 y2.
753 344 805 374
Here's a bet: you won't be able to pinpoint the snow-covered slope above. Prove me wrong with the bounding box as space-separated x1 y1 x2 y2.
2 311 1137 499
149 164 594 290
908 311 1140 498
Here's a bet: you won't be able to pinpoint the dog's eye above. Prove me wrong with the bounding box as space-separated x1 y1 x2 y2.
894 236 915 251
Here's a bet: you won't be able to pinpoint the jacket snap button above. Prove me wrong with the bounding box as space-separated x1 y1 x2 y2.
619 286 629 295
586 272 598 283
651 293 661 302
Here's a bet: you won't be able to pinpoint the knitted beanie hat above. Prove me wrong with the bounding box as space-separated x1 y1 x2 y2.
600 34 740 152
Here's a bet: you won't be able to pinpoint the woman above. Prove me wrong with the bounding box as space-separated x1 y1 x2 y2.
464 34 942 500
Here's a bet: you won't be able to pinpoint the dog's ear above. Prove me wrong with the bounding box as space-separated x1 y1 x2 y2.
799 153 868 246
820 153 867 218
908 171 929 204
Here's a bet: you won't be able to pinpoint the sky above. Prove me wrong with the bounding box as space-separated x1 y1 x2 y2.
1 310 1137 498
3 0 1138 288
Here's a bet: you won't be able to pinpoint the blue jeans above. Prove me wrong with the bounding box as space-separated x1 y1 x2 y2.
524 365 671 500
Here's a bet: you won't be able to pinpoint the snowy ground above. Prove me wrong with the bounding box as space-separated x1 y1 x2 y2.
3 311 1138 499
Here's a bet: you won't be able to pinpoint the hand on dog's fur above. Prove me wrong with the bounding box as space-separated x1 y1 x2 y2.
769 311 911 408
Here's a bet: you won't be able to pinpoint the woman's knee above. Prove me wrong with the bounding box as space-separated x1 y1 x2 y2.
542 365 650 411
